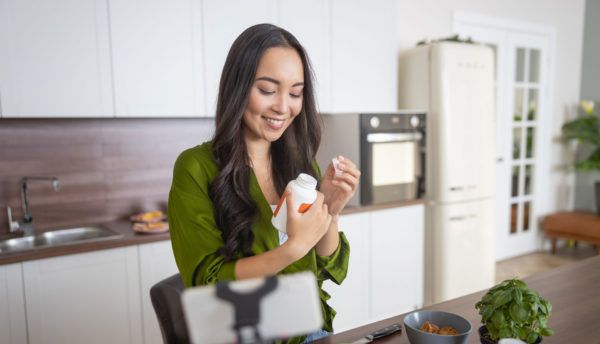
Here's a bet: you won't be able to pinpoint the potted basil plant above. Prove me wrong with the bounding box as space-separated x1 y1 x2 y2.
562 100 600 213
475 279 554 344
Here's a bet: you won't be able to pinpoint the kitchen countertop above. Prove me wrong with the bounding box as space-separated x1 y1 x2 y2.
0 199 427 265
0 221 169 265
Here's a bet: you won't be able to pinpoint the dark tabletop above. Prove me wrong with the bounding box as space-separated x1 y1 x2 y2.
316 255 600 344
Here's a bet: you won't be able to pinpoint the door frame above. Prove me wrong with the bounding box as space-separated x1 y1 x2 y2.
453 11 557 260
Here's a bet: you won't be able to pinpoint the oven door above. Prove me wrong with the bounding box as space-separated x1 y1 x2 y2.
360 132 425 205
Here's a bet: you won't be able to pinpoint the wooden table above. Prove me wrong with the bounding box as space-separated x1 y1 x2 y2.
316 255 600 343
542 211 600 254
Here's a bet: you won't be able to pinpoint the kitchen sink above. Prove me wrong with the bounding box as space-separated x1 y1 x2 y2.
0 226 123 253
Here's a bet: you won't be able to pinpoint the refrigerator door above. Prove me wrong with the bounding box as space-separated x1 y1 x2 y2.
425 199 495 304
430 43 496 203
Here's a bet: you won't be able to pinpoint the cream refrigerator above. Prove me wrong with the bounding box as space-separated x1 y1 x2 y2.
399 42 496 305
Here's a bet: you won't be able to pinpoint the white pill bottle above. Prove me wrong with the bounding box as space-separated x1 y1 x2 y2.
271 173 318 233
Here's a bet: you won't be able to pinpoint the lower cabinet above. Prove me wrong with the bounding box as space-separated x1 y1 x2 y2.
324 204 424 333
12 242 177 344
323 212 370 332
2 205 423 342
0 263 27 344
23 247 144 344
138 241 179 344
370 205 424 321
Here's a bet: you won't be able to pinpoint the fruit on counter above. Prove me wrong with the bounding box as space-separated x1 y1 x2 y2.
132 221 169 233
130 210 166 223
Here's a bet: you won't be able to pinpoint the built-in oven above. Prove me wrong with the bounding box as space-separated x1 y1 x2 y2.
317 112 426 206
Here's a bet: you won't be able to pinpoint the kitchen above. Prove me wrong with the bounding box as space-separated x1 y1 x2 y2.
0 0 597 344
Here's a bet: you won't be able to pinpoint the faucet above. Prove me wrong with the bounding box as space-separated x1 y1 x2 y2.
7 176 60 237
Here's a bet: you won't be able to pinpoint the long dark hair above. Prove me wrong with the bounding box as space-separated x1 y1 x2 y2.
209 24 321 260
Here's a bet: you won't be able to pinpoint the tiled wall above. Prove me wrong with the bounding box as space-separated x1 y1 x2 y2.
0 118 214 234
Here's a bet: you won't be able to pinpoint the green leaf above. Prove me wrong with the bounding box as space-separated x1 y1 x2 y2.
562 116 600 146
492 310 506 328
527 331 539 344
562 110 600 172
512 279 528 289
487 323 499 340
513 288 523 303
545 301 553 314
498 328 513 339
509 302 529 322
493 290 513 309
518 327 528 340
482 307 494 322
540 327 555 336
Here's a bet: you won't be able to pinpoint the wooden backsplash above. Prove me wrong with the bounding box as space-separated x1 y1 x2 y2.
0 118 214 234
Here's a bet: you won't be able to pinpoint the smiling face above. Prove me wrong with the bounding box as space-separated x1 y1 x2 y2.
242 47 304 145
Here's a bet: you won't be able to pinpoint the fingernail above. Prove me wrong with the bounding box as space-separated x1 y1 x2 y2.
338 156 344 161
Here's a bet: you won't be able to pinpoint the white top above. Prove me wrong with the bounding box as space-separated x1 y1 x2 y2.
270 205 288 245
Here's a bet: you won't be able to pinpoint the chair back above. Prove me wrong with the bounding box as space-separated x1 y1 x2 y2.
150 273 190 344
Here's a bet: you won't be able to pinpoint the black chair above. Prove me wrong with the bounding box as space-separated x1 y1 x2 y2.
150 273 191 344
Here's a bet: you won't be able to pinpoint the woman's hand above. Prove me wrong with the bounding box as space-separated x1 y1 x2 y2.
284 190 332 259
320 156 361 216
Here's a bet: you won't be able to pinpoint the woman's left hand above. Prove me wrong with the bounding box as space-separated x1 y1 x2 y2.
320 156 361 216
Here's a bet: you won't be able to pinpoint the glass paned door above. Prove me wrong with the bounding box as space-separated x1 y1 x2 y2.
503 32 549 257
454 20 552 260
511 46 541 233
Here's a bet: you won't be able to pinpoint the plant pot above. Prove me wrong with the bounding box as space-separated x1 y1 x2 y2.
595 181 600 215
478 326 541 344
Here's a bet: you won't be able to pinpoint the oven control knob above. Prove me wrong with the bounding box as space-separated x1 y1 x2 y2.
370 116 380 128
410 116 420 127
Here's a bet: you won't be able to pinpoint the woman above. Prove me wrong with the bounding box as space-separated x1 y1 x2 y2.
168 23 360 343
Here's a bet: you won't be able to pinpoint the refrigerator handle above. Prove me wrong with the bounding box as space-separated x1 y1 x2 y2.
449 214 478 222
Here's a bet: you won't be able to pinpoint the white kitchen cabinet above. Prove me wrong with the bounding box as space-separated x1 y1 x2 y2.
324 204 424 333
0 263 27 344
201 0 278 117
0 0 113 117
370 205 424 321
138 241 179 344
331 0 398 112
323 212 370 333
22 247 143 344
279 0 332 113
109 0 205 117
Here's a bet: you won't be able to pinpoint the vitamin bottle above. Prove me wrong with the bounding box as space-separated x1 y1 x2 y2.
271 173 318 233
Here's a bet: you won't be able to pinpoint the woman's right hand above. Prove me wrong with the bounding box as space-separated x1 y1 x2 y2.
284 189 332 260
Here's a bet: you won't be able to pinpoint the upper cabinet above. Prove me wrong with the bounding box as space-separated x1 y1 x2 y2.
279 0 332 113
331 0 398 113
201 0 278 117
0 0 113 117
109 0 205 117
0 0 398 118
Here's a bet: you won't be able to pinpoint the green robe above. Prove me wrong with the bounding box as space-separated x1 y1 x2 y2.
168 142 350 343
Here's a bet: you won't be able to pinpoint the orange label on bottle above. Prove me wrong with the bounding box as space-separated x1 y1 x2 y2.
273 193 287 217
273 194 313 217
298 203 312 213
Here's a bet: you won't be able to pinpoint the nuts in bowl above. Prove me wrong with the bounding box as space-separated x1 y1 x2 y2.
403 310 471 344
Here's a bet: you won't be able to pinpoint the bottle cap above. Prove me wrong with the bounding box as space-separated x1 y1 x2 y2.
332 157 343 176
296 173 317 189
